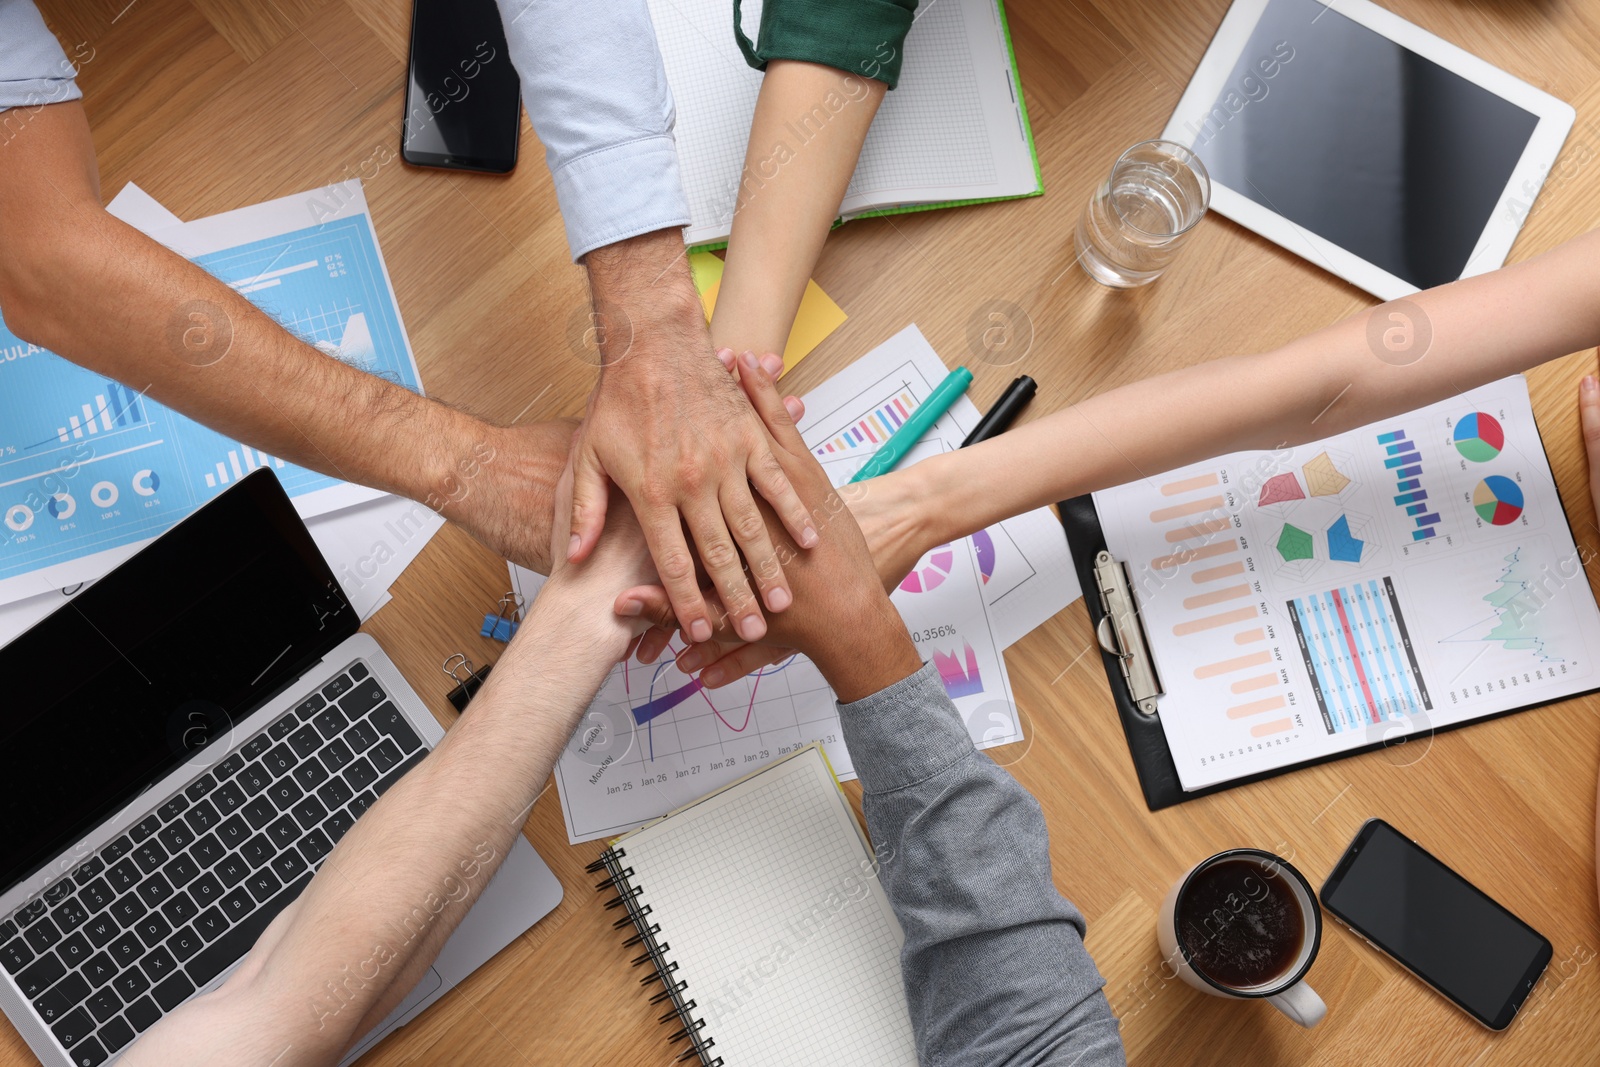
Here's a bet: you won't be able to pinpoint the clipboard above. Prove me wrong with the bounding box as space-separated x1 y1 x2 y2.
1057 484 1599 811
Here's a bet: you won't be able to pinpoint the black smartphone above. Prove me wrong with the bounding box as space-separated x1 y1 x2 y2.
1320 818 1552 1030
401 0 521 173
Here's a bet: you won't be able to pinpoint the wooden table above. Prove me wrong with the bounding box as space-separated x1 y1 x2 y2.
14 1 1600 1064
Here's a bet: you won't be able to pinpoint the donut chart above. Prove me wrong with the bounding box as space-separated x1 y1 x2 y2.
1454 412 1504 463
900 546 955 594
1472 475 1523 525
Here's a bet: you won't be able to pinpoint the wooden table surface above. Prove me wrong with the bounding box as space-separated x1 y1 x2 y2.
15 0 1600 1064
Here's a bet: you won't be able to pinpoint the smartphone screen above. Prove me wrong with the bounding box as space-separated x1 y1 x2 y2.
1320 819 1551 1029
402 0 521 173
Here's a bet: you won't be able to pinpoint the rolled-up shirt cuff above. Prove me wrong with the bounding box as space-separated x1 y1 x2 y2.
0 76 82 112
744 0 916 89
552 134 692 261
836 662 975 795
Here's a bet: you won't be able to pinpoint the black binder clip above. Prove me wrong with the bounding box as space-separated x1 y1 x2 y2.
479 592 522 643
443 653 492 712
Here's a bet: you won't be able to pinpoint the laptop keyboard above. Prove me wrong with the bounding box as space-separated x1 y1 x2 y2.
0 661 429 1065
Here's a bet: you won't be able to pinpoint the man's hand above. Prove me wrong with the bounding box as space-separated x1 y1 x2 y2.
435 419 577 576
617 352 922 703
572 230 817 647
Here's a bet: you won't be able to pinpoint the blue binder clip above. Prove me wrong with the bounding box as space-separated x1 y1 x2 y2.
480 592 522 642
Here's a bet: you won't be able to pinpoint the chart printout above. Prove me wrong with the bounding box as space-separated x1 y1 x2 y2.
0 182 420 601
1093 375 1600 790
553 326 1032 843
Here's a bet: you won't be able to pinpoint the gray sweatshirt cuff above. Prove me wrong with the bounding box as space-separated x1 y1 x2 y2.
836 662 974 795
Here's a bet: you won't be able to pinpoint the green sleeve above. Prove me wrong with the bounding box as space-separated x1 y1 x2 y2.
732 0 918 89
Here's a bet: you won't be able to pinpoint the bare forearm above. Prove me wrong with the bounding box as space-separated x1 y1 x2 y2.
2 103 567 572
234 594 615 1057
5 207 474 507
912 229 1600 547
712 61 884 356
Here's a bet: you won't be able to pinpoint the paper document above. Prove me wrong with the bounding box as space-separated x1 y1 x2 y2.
0 181 422 602
107 182 183 229
1092 375 1600 790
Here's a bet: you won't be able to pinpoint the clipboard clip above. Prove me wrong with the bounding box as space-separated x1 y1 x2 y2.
1093 550 1163 716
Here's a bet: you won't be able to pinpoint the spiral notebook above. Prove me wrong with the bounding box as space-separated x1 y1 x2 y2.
589 745 916 1066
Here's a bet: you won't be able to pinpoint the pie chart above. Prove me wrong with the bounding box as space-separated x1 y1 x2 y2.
1472 475 1523 525
1453 412 1504 462
900 545 955 593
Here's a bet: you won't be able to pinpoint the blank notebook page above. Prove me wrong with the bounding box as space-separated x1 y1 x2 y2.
617 746 916 1066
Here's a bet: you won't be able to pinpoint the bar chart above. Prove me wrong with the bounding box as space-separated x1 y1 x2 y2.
201 444 287 489
1377 429 1441 541
53 382 146 443
812 388 918 455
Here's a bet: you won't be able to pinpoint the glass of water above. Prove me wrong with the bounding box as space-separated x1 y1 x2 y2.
1075 139 1210 288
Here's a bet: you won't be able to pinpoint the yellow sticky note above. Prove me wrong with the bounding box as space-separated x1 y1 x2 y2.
688 251 846 374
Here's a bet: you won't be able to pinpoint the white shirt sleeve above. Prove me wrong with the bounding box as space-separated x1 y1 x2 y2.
0 0 84 112
495 0 692 261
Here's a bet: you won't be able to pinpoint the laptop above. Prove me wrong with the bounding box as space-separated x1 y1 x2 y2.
0 470 564 1066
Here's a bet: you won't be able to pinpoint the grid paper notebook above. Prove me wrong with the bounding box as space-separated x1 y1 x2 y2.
590 745 916 1066
646 0 1041 247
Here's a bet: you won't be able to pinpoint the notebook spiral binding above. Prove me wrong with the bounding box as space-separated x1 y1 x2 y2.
590 847 723 1066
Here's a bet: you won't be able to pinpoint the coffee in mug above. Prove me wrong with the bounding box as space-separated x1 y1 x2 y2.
1156 848 1327 1027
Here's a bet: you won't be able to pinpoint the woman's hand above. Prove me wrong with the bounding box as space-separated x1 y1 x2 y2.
534 451 660 664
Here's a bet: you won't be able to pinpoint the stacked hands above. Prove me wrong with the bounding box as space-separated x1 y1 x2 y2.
546 345 927 705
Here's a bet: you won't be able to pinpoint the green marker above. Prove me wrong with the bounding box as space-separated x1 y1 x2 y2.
848 366 974 483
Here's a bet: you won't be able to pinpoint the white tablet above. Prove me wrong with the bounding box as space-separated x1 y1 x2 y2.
1162 0 1575 300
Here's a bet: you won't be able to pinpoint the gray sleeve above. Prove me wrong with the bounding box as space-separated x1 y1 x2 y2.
837 663 1126 1067
494 0 690 261
0 1 83 112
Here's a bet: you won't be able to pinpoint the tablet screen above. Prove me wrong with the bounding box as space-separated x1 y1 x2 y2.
1185 0 1539 289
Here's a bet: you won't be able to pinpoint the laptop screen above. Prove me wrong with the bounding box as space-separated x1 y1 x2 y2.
0 470 357 895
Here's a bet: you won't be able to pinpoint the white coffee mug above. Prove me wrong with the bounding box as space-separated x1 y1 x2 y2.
1156 848 1327 1027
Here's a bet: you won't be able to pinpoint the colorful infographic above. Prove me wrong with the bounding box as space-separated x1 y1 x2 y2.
0 184 419 602
1093 375 1600 790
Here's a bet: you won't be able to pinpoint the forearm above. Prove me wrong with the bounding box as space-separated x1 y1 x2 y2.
907 228 1600 549
2 103 566 572
837 666 1124 1066
7 215 474 505
712 61 884 356
135 591 620 1064
275 601 614 1043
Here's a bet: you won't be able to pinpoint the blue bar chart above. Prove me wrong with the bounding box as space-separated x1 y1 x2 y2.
1376 430 1440 540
